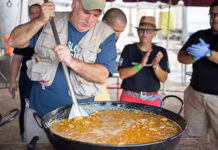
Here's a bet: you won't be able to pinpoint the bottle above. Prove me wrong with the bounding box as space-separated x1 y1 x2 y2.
4 33 13 56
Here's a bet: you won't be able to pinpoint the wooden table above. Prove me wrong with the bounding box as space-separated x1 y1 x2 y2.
0 137 212 150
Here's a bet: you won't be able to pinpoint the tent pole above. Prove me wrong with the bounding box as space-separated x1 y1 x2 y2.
128 8 134 36
182 6 188 85
163 0 172 95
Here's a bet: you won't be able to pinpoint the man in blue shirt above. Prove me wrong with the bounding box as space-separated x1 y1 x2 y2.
8 0 116 143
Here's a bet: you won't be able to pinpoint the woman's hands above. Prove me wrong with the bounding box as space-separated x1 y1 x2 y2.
152 51 163 68
139 50 163 69
138 50 151 68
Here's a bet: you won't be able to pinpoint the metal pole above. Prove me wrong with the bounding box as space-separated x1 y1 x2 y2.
163 0 172 95
128 8 134 36
181 2 188 86
19 0 23 24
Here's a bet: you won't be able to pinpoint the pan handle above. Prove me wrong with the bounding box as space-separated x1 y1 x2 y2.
160 95 184 115
33 112 49 131
0 109 19 127
33 112 58 141
26 136 39 150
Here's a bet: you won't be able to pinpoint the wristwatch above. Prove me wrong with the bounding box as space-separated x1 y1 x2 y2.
153 65 159 71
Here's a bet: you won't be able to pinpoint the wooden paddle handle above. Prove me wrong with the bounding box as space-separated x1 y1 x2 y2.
43 0 81 114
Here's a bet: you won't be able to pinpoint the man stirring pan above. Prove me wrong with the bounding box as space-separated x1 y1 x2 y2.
8 0 117 143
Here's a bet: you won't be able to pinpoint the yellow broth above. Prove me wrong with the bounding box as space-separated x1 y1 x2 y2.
49 110 181 145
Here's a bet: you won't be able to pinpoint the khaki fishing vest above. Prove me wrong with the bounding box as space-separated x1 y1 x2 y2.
26 12 114 99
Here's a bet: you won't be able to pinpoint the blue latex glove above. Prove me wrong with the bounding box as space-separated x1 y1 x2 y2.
187 38 211 60
187 42 202 61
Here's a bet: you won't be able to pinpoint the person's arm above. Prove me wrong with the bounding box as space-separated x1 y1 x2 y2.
152 51 168 83
9 54 23 98
178 33 198 64
180 38 218 64
119 50 151 80
53 34 117 84
69 58 109 84
8 2 55 48
53 46 109 84
152 65 168 83
208 50 218 64
119 67 139 80
178 50 193 64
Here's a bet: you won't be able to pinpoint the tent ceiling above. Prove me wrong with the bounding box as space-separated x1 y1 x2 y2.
31 0 214 7
122 0 215 6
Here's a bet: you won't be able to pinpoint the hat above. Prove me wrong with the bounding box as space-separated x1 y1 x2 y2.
81 0 105 11
28 0 43 6
136 16 161 30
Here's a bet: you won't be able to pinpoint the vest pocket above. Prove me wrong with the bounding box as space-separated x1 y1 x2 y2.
27 60 58 86
76 45 97 63
37 31 67 57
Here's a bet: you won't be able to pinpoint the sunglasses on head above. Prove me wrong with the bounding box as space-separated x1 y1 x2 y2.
137 28 157 34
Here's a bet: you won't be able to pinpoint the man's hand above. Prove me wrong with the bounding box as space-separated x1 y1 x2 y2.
8 82 17 99
39 2 55 24
53 45 73 66
187 38 211 60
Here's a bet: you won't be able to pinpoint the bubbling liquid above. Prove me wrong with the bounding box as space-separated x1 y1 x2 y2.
50 110 181 145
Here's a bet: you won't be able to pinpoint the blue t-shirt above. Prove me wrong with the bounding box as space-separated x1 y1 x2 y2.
29 22 117 116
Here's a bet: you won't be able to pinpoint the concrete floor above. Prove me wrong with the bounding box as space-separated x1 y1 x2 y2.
0 88 20 143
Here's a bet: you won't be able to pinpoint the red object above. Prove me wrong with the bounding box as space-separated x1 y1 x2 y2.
120 91 161 107
122 0 215 6
107 77 121 100
4 34 13 56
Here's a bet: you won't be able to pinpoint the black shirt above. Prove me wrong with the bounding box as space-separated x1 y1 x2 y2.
118 43 170 92
13 47 34 73
180 29 218 95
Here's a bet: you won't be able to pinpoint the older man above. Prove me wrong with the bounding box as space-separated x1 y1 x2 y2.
9 0 116 143
178 1 218 149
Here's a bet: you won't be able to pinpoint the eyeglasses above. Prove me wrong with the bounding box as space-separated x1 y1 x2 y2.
137 29 157 34
209 12 218 18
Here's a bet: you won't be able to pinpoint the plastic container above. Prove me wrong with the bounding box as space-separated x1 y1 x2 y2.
4 33 13 56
